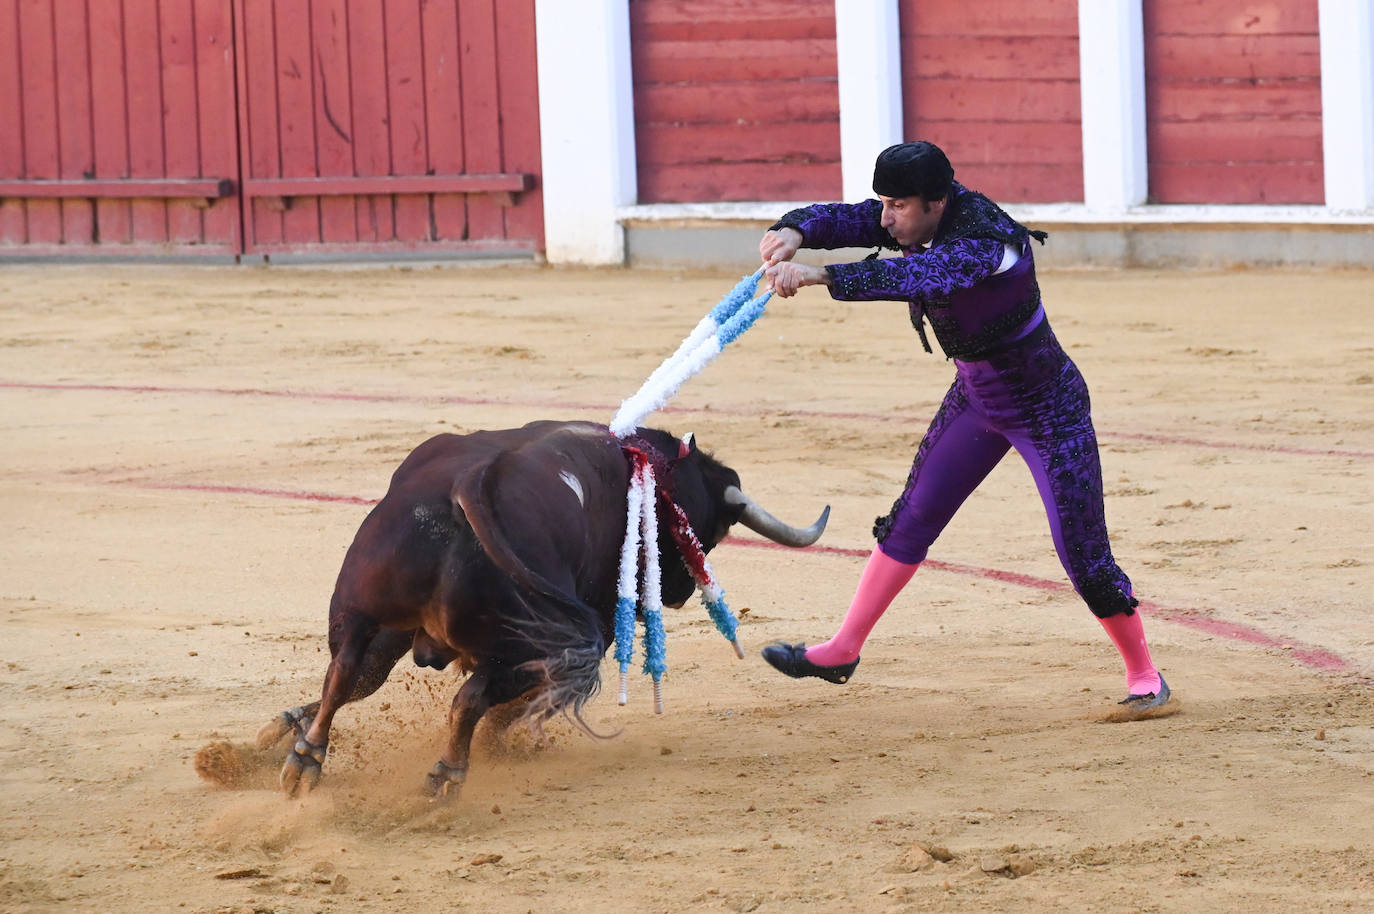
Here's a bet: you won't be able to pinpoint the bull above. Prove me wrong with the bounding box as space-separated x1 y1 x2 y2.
256 420 828 797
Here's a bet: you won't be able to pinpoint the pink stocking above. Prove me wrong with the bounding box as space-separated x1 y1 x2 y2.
1098 610 1162 695
804 546 919 666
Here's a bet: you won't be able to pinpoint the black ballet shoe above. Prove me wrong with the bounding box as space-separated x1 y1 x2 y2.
1117 674 1171 710
761 642 859 684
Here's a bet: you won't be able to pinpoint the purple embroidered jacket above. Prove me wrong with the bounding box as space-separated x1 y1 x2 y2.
771 182 1047 359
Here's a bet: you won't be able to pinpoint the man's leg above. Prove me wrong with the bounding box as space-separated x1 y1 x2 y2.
1007 370 1165 700
769 383 1010 676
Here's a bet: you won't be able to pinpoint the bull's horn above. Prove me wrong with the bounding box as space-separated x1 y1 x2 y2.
723 486 829 547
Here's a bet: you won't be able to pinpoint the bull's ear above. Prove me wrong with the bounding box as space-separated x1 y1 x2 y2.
678 432 696 458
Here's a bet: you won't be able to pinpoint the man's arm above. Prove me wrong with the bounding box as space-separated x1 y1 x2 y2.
767 200 898 253
825 237 1006 302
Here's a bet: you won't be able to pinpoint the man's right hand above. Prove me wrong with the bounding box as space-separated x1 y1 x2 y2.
760 227 803 266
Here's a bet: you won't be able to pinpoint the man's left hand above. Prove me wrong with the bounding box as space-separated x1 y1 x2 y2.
765 262 830 298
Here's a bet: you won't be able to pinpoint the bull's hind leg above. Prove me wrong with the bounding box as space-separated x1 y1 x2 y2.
258 628 412 751
426 663 542 799
280 612 388 796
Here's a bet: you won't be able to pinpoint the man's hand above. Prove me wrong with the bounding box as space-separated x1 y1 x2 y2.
759 227 803 266
764 262 830 298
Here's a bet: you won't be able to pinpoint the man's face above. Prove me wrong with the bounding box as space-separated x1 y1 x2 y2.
879 193 946 248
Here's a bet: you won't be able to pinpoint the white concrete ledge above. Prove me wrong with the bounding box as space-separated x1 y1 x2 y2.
618 202 1374 270
618 201 1374 227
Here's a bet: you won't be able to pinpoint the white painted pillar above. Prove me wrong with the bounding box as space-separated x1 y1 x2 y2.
835 1 904 203
534 0 637 264
1077 0 1148 209
1319 0 1374 210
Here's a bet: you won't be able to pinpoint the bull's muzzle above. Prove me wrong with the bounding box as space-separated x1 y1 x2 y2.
723 486 829 547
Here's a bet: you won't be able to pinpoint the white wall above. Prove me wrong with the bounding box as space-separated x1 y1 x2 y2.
834 1 904 203
535 0 637 264
1077 0 1148 210
1320 0 1374 210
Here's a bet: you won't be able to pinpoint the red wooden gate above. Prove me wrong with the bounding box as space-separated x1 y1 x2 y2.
0 0 241 254
233 0 541 255
0 0 542 258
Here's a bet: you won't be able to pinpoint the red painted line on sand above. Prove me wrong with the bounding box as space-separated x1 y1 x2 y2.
4 379 1372 460
734 540 1351 674
109 479 1353 674
125 480 377 506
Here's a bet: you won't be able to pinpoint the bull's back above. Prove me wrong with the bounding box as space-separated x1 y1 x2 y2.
330 421 628 628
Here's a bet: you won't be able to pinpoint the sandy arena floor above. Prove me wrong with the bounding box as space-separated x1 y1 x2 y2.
1 261 1372 913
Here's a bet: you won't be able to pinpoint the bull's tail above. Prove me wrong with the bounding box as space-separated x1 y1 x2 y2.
514 635 616 740
454 458 611 734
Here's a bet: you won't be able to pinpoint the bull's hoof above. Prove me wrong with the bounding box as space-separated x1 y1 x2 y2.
280 738 327 796
256 705 316 750
424 760 468 800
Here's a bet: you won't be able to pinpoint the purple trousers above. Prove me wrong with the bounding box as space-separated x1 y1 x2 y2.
874 319 1137 618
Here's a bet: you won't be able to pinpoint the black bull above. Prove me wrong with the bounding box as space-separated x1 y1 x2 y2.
257 420 828 797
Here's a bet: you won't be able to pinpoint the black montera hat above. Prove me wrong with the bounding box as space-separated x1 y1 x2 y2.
872 141 954 200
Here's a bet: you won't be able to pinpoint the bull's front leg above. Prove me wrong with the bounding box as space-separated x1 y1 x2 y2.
280 611 380 796
426 669 491 799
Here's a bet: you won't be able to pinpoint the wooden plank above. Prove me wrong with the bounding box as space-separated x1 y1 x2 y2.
346 0 392 242
1146 84 1322 122
0 0 26 243
458 0 502 241
629 0 833 41
638 161 841 204
310 0 358 244
1149 162 1323 204
493 0 543 246
194 0 242 253
274 0 322 246
904 78 1081 123
123 0 169 243
1143 0 1318 38
634 82 839 125
53 0 94 245
87 0 131 243
940 163 1084 204
1149 119 1323 163
384 0 430 243
631 39 835 84
898 120 1084 166
1146 34 1322 80
240 174 530 196
905 36 1080 81
159 0 203 244
900 0 1078 37
0 179 234 197
636 122 840 167
420 0 466 241
17 0 61 244
239 0 283 247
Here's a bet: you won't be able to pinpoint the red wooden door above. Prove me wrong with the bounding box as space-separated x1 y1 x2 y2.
629 0 841 204
1 0 542 258
0 0 241 255
898 0 1083 203
1144 0 1323 204
233 0 542 256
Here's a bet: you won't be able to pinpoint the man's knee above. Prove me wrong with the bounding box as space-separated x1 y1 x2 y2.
1076 570 1138 618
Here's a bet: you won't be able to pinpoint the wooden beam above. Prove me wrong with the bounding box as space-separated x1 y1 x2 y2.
0 178 236 199
239 173 534 197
